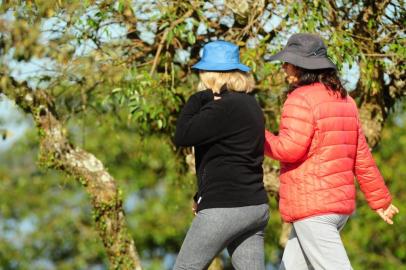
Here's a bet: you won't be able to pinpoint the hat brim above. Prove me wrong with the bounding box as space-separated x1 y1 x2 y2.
192 60 250 72
268 50 337 70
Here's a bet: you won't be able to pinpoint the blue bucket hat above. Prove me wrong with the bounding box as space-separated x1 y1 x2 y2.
192 41 250 72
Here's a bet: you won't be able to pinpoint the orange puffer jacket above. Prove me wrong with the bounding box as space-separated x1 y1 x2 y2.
265 83 392 223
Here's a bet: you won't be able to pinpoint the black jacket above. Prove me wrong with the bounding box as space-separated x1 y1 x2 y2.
174 89 268 211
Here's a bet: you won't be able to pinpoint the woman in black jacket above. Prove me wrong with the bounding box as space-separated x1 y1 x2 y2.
173 40 269 270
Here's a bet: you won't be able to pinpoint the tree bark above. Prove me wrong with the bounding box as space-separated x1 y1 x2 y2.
0 82 142 270
349 0 404 148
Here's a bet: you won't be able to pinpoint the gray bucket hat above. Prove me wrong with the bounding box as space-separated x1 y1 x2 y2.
268 33 337 70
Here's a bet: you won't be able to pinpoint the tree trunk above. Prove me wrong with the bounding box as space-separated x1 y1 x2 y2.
350 1 404 148
352 60 387 148
0 84 142 270
263 165 292 247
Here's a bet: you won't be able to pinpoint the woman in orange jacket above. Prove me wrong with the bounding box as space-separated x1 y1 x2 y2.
265 33 399 270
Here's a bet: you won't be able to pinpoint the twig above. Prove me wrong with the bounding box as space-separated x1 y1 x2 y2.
149 9 194 76
363 53 397 57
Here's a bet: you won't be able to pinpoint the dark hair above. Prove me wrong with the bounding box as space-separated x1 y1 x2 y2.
287 67 347 98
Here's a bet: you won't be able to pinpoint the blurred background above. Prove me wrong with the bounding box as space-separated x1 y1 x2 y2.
0 0 405 269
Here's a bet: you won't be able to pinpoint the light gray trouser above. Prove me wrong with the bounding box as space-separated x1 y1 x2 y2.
280 214 353 270
173 203 270 270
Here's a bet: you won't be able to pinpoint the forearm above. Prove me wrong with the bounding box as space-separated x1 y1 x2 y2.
264 129 311 163
355 128 392 210
175 91 214 146
175 91 228 146
264 94 314 163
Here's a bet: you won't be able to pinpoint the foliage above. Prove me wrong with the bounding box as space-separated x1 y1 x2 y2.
0 130 108 270
0 110 196 269
0 0 405 269
343 102 406 270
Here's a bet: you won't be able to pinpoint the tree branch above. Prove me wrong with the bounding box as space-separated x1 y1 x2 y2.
0 77 143 270
150 9 194 76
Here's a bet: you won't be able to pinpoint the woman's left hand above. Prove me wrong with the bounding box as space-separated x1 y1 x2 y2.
192 201 197 216
376 204 399 225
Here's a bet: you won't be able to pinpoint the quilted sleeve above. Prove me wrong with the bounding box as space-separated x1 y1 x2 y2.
264 93 314 163
354 119 392 210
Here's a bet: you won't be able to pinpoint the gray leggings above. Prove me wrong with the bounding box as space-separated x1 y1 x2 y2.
280 214 353 270
173 203 270 270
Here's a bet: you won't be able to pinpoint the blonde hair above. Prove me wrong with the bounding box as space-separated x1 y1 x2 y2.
197 71 255 93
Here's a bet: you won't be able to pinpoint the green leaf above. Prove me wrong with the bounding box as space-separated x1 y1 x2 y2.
112 88 122 93
187 32 196 45
159 22 170 30
166 30 174 44
157 119 163 129
118 2 124 13
87 18 98 29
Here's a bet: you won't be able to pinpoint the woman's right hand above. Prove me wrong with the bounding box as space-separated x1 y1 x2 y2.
376 204 399 224
195 89 214 106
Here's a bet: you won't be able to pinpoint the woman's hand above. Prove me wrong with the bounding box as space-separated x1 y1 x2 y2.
192 201 197 216
376 204 399 224
195 89 215 106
